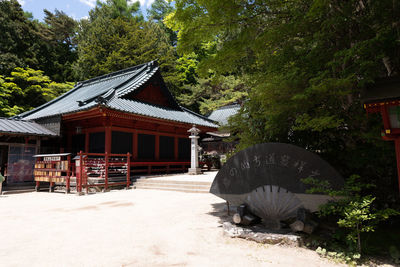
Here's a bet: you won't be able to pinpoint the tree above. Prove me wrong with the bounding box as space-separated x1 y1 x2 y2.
0 67 73 117
167 0 400 195
75 2 178 93
178 75 248 114
0 1 78 82
96 0 142 21
0 0 41 75
35 9 78 82
147 0 177 46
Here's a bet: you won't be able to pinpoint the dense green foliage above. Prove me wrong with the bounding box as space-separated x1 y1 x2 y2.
0 0 42 75
74 0 179 93
0 1 77 82
0 68 73 117
147 0 177 46
167 0 400 197
303 175 399 255
0 0 236 112
36 9 78 82
178 76 248 114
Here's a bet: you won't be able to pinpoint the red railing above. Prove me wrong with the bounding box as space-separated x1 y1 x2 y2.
34 151 191 194
77 151 130 193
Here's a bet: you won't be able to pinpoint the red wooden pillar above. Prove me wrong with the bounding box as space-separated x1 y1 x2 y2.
105 152 109 190
105 126 112 154
174 137 178 160
66 154 71 194
126 152 130 188
155 134 160 160
394 138 400 193
79 151 83 193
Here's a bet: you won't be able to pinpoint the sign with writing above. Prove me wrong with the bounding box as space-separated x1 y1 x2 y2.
43 156 61 161
210 143 344 199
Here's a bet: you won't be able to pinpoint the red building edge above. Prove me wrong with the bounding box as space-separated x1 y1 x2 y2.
363 78 400 193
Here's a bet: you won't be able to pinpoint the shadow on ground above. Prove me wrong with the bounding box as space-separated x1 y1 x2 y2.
207 202 233 224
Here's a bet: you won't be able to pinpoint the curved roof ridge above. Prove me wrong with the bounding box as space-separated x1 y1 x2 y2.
116 66 158 97
79 61 155 86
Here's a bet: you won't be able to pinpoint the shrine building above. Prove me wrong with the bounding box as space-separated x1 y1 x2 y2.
2 61 218 189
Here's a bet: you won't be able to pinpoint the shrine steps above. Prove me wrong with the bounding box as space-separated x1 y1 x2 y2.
132 178 212 193
1 185 36 195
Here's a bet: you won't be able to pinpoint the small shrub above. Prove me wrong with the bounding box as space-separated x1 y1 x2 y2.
302 175 399 255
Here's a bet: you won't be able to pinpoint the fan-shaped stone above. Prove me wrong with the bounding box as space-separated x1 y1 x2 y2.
210 143 344 221
245 185 303 228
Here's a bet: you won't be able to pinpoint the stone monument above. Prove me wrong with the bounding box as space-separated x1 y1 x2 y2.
188 125 202 175
210 143 344 228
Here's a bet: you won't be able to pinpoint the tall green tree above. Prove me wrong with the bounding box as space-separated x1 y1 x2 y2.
0 0 41 75
0 1 78 82
147 0 177 45
167 0 400 195
35 9 78 82
96 0 142 21
75 1 178 93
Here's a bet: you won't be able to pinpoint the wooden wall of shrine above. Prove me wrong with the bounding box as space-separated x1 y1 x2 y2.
61 107 214 162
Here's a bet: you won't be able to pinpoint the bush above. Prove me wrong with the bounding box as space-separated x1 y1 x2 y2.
302 175 399 255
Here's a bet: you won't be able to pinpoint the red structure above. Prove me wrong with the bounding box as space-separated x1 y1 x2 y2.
364 78 400 192
16 61 218 191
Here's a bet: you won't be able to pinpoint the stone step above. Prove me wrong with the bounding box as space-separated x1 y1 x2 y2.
132 179 211 193
133 181 210 190
134 178 212 185
132 185 210 194
1 188 35 195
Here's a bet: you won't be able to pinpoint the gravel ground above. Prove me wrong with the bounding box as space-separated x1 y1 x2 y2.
0 189 345 267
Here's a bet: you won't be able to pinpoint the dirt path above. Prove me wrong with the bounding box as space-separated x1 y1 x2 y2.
0 190 344 267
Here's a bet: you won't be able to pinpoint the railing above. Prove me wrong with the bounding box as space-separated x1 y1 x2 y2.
34 151 190 194
77 151 130 193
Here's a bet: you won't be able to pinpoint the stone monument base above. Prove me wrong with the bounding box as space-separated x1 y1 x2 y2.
188 167 202 175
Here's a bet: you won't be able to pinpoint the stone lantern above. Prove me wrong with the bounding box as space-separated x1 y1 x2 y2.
188 125 202 175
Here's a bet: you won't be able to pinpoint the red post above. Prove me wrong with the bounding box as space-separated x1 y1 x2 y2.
105 152 109 190
394 138 400 194
105 126 111 154
79 151 83 193
66 154 71 194
126 152 131 189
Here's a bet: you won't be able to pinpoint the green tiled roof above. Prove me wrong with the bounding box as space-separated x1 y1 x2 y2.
208 104 240 125
19 61 218 128
0 118 57 136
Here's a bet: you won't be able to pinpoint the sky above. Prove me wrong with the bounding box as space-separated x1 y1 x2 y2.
17 0 156 21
